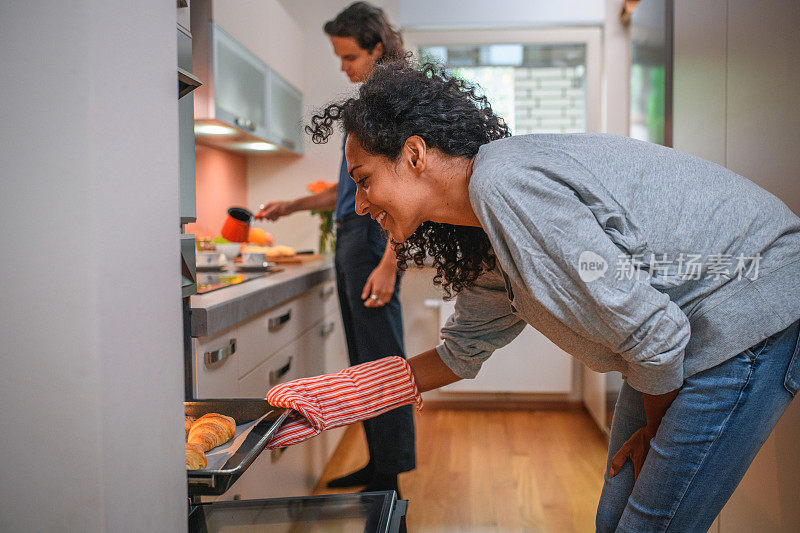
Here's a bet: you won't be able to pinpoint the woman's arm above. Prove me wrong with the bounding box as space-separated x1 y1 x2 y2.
408 348 462 392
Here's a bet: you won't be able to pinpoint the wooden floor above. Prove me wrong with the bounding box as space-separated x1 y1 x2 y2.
313 408 609 532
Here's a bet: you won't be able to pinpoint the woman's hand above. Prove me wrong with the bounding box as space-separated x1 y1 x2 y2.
609 426 655 480
361 262 396 307
609 388 679 481
256 201 292 221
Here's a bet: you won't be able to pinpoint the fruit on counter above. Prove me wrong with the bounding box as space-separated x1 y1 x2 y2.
242 244 296 258
211 236 231 244
248 227 274 246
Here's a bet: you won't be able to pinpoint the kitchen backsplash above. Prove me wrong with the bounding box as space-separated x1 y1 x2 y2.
185 144 247 239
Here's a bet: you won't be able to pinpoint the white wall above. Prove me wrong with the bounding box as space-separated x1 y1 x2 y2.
213 0 305 89
0 2 185 530
673 1 800 531
398 0 604 30
674 0 800 214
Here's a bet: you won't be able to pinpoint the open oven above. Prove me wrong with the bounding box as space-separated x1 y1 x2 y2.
183 399 408 531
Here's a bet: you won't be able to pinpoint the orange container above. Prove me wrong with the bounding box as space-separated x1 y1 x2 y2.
220 207 253 243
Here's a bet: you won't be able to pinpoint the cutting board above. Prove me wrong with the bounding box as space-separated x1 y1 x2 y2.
268 254 322 264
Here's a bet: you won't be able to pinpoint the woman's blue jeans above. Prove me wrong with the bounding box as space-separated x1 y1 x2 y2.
596 319 800 532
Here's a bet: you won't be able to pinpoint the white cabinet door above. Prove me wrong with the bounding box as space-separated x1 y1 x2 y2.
437 299 573 393
238 336 305 399
236 299 305 380
231 324 324 500
193 324 239 398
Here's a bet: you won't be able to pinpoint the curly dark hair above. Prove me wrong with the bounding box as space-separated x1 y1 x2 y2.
323 2 404 62
306 61 511 296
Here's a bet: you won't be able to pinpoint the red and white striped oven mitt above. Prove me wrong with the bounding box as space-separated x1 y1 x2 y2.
266 356 422 449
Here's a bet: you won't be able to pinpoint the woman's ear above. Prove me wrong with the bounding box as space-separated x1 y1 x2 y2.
404 136 426 173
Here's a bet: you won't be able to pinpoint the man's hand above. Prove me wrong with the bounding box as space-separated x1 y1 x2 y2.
256 201 293 221
361 262 396 307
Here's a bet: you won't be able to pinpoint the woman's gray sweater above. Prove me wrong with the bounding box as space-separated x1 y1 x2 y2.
435 134 800 394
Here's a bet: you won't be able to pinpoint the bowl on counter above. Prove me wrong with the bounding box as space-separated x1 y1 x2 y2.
237 252 271 270
215 243 241 261
196 251 226 269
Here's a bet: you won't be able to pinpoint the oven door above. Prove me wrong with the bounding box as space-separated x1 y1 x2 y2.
188 491 408 533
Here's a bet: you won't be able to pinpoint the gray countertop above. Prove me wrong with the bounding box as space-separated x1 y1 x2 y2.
190 256 335 337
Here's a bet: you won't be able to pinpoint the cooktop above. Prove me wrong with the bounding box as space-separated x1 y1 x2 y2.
196 266 283 294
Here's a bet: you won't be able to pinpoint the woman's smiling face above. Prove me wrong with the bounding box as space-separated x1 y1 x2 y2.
345 136 425 243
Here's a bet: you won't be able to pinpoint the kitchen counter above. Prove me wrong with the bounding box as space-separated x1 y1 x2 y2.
190 256 335 337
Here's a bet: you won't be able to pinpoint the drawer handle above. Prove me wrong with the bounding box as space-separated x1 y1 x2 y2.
318 285 335 299
320 321 335 337
204 338 236 367
269 356 293 386
271 447 287 462
268 309 292 330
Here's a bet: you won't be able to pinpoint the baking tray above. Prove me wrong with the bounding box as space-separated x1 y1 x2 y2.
185 399 290 496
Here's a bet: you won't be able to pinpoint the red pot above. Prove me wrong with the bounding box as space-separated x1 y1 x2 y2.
220 207 253 243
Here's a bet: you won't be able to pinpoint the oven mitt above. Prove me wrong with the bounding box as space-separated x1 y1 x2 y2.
266 356 423 449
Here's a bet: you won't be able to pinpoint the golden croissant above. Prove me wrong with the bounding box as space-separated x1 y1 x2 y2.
187 413 236 452
185 416 195 439
185 443 207 470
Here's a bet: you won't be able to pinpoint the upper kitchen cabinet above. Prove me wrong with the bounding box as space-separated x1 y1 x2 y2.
267 69 304 155
210 25 269 140
191 0 304 155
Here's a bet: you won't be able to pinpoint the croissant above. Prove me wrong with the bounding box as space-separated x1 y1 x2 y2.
185 416 195 439
187 413 236 452
185 442 207 470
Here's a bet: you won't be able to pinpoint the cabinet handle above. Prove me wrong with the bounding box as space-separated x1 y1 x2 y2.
235 117 256 131
320 321 335 337
269 356 293 386
204 338 236 367
318 285 335 299
268 309 292 330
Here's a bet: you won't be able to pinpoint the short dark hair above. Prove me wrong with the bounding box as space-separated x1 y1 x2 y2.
323 2 403 61
306 61 511 295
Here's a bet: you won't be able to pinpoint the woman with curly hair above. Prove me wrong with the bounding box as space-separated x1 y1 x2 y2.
266 60 800 531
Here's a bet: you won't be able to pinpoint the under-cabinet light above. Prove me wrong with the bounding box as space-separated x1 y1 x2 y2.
194 124 236 136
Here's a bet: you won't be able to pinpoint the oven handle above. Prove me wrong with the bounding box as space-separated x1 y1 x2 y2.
204 338 236 367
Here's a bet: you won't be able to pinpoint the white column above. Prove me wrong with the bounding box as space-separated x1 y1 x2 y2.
0 1 185 530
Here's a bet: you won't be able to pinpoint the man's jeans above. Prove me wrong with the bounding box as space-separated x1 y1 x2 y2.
597 319 800 532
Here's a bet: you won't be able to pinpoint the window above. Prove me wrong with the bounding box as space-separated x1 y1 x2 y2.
420 43 587 134
407 28 602 135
